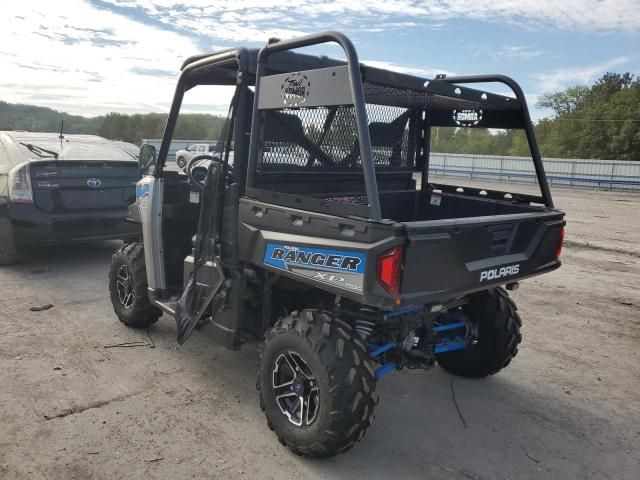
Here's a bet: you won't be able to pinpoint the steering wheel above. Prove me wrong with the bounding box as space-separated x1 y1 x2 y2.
186 154 232 191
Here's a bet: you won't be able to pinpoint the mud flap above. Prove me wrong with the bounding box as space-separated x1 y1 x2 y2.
175 258 225 344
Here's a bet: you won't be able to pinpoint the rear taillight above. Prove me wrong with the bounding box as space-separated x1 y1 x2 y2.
555 226 565 259
377 246 403 294
8 162 33 204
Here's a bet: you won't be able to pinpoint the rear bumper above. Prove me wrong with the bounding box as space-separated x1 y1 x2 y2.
0 201 140 252
397 258 562 306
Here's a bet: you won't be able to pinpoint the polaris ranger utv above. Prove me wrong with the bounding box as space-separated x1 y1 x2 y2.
108 32 565 458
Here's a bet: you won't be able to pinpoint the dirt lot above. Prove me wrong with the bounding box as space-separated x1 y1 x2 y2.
1 185 639 480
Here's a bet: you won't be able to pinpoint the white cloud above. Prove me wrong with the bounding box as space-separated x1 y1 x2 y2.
495 46 545 61
1 0 638 117
105 0 640 33
424 0 640 30
533 57 630 93
0 0 200 115
362 60 454 79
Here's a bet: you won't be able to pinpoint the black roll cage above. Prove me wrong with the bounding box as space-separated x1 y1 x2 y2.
154 31 554 220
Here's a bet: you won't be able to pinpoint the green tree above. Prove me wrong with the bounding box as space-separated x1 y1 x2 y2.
588 72 634 103
536 85 590 116
98 113 129 140
535 72 639 159
3 71 639 160
0 101 227 145
139 114 168 141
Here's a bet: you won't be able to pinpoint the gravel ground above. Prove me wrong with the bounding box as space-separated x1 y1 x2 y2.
0 185 639 480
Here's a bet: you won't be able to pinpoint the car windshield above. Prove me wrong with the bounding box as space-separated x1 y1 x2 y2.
13 136 135 160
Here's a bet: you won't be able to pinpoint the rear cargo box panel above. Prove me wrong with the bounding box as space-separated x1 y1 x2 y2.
401 212 564 294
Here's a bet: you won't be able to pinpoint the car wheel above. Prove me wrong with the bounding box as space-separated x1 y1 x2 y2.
436 287 522 378
108 243 161 328
258 310 377 458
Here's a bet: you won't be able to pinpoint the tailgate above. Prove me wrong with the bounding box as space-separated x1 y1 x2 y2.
30 161 139 213
400 211 565 295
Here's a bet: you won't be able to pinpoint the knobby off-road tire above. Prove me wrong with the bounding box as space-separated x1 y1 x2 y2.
258 310 378 458
0 247 21 266
436 287 522 378
108 243 161 328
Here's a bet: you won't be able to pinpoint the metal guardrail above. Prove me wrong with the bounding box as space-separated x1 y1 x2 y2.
144 139 640 191
429 153 640 191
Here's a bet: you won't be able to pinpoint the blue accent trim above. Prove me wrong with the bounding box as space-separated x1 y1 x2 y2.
370 342 396 358
386 304 423 318
433 321 466 332
376 362 396 378
434 337 467 354
136 181 150 200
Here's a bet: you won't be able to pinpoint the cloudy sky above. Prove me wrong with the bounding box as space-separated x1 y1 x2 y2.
1 0 639 119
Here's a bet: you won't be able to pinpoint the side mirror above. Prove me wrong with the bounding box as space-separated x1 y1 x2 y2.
138 143 157 175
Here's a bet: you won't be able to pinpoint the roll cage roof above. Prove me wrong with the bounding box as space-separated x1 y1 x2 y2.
179 47 525 130
157 31 553 219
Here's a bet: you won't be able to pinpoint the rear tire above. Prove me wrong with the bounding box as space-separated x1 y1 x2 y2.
108 243 161 328
258 310 377 458
0 247 21 266
177 156 186 169
436 287 522 378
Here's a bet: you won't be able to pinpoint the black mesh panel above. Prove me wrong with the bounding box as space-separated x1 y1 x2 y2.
259 104 412 172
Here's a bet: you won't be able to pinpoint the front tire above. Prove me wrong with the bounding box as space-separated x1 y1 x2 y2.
108 243 161 328
436 287 522 378
176 156 186 169
258 310 377 458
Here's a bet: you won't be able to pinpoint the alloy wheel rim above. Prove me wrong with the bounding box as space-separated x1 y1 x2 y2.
272 351 320 427
116 264 135 309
